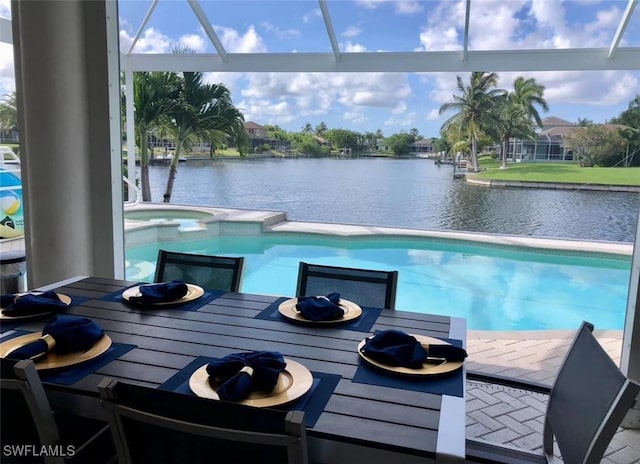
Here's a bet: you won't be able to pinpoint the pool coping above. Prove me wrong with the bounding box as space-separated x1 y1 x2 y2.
123 202 633 257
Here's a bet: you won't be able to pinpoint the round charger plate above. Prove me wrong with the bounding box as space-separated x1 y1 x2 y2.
189 358 314 407
278 297 362 324
0 333 112 370
0 292 72 320
121 283 204 306
357 333 464 376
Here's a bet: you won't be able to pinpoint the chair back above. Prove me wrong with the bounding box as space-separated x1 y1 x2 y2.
98 378 309 464
544 321 640 464
1 358 62 457
296 261 398 309
154 250 245 292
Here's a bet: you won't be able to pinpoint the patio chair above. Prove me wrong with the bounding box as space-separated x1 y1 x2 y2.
97 378 309 464
465 321 640 464
154 250 245 292
0 358 114 464
296 261 399 309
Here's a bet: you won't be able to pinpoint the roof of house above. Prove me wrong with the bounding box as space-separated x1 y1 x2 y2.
410 139 433 147
541 116 575 127
244 121 266 130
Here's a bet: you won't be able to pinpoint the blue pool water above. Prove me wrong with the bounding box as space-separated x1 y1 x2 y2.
125 234 631 331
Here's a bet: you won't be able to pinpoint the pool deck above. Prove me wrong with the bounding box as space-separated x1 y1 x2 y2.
2 204 638 460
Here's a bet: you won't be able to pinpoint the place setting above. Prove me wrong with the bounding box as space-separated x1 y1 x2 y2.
353 329 468 397
255 292 383 333
0 314 136 384
101 279 225 311
160 350 341 427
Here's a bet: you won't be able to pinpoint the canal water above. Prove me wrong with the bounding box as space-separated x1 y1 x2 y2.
145 157 640 243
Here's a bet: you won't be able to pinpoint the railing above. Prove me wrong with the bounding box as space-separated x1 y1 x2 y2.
122 176 141 205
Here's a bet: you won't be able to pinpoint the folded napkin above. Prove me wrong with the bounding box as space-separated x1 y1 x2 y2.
360 330 468 369
1 291 68 317
8 315 105 360
295 292 345 321
128 280 188 304
206 351 286 402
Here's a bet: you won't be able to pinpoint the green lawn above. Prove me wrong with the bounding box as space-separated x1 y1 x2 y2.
474 158 640 186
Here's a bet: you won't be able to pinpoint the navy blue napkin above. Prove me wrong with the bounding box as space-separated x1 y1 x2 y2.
7 315 105 360
295 292 344 321
206 351 286 402
360 329 468 369
1 291 68 317
128 280 188 304
360 330 427 368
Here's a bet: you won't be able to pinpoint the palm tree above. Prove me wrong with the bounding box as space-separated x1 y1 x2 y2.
493 96 535 168
511 77 549 128
162 72 245 203
0 92 18 132
132 72 179 201
439 72 504 172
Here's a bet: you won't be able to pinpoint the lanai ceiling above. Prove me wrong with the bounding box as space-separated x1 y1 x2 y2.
119 0 640 73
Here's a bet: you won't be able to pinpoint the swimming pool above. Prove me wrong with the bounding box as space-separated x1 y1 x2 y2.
124 233 631 331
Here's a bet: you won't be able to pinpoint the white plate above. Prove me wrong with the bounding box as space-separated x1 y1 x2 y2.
358 333 464 376
189 358 314 407
278 297 362 325
121 283 204 306
0 292 71 320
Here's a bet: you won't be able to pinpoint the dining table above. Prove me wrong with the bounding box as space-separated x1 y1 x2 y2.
0 276 468 463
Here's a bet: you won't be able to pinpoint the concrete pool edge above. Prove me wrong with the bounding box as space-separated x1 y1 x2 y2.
123 202 633 257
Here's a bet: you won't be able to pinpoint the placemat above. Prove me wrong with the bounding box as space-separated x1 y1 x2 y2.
159 356 341 428
254 297 383 333
352 337 465 398
39 342 137 385
99 284 226 311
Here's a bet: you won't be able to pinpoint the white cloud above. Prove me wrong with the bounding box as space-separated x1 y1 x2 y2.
383 111 419 127
119 27 172 53
343 41 367 52
179 34 207 53
302 8 322 24
216 25 268 53
356 0 423 15
342 25 363 38
0 0 10 19
0 43 15 96
343 110 368 125
391 101 407 115
426 108 440 121
261 22 301 40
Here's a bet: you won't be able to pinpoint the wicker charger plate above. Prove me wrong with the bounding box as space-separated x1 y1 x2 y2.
278 297 362 324
0 333 112 370
189 358 313 407
358 333 463 376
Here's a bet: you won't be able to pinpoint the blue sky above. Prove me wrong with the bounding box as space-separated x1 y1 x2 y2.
1 0 639 138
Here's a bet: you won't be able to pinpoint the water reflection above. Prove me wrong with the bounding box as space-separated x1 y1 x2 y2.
146 158 639 242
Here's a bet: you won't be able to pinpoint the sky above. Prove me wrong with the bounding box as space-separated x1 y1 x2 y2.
1 0 639 138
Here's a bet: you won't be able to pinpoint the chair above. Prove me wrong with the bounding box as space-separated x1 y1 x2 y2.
98 378 309 464
296 261 399 309
0 358 114 464
154 250 244 292
466 321 640 464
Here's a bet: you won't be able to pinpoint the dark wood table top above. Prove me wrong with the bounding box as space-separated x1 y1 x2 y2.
2 277 467 463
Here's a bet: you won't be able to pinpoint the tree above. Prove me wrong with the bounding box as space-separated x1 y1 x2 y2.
0 92 17 133
565 125 627 167
301 123 313 134
315 122 328 137
439 72 505 172
325 128 359 152
163 72 245 203
610 95 640 166
132 72 179 202
494 77 547 168
576 118 593 127
385 132 413 156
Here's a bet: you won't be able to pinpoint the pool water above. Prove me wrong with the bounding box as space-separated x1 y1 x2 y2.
125 235 631 331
